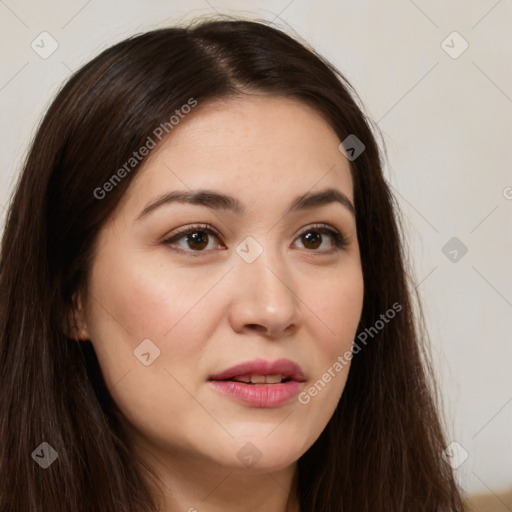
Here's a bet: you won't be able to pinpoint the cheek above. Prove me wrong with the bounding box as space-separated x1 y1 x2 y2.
84 252 230 452
293 266 363 441
313 264 364 356
85 247 227 376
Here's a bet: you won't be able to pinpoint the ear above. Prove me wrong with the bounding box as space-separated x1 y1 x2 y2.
64 291 90 341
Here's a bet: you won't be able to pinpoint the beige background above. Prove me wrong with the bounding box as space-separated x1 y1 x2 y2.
0 0 511 500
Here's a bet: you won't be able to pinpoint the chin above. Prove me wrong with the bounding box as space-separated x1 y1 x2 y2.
203 432 309 474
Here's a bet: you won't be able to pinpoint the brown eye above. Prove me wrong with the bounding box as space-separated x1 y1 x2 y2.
294 225 348 252
301 231 322 249
163 224 225 253
184 231 210 250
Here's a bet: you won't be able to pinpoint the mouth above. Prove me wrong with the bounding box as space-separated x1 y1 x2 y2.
218 374 295 384
208 358 306 408
208 358 305 383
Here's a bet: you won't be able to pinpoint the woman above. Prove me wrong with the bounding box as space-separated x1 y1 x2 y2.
0 18 466 512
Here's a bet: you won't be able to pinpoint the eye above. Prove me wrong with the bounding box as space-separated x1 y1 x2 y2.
162 222 348 256
293 224 348 252
162 224 225 253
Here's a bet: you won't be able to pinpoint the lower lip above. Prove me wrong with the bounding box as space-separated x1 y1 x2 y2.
209 380 303 408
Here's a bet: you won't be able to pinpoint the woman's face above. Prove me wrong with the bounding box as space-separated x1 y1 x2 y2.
79 95 364 474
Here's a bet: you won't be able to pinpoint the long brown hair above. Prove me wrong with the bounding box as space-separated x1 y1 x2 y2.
0 18 465 511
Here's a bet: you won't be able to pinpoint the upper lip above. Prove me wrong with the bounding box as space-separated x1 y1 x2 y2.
209 358 306 382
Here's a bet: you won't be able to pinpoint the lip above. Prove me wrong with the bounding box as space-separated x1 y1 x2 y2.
209 358 306 382
208 358 306 408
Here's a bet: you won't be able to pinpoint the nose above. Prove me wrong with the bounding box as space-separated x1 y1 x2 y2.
228 246 302 339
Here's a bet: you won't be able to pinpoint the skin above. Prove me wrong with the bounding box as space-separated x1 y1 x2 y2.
74 95 364 512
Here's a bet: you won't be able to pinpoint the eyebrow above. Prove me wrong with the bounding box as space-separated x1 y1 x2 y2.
136 187 355 221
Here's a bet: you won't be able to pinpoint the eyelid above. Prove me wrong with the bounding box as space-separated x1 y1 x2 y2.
293 222 337 238
164 222 221 241
162 223 225 253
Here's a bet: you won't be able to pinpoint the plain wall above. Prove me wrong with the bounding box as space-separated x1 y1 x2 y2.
1 0 511 496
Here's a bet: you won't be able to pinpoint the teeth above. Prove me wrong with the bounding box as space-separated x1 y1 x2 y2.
232 375 251 383
231 374 284 384
263 374 283 384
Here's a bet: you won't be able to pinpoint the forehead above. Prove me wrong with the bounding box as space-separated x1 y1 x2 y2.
159 95 344 163
117 95 354 216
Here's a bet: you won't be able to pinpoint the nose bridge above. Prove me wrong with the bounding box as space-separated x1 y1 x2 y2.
229 236 302 336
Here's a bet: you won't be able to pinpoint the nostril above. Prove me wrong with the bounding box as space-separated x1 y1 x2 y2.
246 324 266 333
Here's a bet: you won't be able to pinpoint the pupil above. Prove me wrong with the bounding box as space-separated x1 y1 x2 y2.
303 231 321 249
187 231 208 250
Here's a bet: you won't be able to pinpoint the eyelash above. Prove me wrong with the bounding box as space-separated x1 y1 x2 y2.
162 223 349 256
